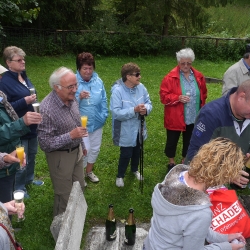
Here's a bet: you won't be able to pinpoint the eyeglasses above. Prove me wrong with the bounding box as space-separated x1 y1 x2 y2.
130 72 141 77
10 59 25 63
180 62 192 66
57 83 78 90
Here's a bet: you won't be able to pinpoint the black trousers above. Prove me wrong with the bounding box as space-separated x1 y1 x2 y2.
117 135 140 178
164 124 194 158
0 174 15 203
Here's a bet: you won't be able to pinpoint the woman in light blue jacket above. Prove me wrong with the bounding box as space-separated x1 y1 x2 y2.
110 62 152 187
75 52 108 183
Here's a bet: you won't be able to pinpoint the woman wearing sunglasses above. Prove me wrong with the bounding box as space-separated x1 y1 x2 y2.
160 48 207 172
110 62 152 187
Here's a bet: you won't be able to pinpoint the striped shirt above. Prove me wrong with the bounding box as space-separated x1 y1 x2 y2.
37 90 84 152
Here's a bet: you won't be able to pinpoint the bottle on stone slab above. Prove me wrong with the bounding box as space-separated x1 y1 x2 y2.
124 208 136 245
105 204 117 241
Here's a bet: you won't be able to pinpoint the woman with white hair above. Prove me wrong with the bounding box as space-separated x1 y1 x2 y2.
160 48 207 172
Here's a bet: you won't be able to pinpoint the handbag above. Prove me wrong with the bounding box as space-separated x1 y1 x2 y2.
209 189 250 238
0 223 23 250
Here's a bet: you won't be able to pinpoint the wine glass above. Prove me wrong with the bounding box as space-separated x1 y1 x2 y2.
29 87 36 95
13 190 25 222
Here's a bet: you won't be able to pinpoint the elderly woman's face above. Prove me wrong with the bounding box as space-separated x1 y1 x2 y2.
7 54 25 73
79 64 94 82
178 58 192 73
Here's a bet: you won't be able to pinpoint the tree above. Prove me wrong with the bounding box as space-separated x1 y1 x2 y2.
112 0 234 36
28 0 101 30
0 0 40 35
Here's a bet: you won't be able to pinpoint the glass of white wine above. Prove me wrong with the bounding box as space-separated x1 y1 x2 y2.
13 190 25 222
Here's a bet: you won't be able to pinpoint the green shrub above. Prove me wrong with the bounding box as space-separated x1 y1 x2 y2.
1 27 250 61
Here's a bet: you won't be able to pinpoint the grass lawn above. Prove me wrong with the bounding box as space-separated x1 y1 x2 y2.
10 54 246 249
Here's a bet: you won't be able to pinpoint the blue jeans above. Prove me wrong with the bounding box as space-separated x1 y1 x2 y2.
117 135 140 178
15 137 38 191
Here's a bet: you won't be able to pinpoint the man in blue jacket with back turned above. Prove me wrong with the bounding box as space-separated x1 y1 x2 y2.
186 79 250 189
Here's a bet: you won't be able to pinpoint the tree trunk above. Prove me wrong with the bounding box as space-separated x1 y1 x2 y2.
162 14 169 36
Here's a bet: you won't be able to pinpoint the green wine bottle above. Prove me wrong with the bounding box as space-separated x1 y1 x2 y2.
105 204 117 241
124 208 136 245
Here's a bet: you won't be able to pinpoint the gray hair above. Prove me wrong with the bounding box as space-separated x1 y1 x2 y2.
3 46 26 64
176 48 195 62
49 67 74 88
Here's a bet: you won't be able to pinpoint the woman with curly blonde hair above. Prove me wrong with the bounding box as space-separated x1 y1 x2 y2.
144 137 246 250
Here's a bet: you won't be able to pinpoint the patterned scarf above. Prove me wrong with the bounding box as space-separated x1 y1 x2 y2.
0 205 16 250
0 91 19 121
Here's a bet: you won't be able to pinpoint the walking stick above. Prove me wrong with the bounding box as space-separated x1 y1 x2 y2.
139 115 144 194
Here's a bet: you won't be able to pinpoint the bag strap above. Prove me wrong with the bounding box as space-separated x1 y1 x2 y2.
0 223 18 250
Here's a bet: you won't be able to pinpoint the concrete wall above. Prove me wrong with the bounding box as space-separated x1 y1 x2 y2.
50 181 87 250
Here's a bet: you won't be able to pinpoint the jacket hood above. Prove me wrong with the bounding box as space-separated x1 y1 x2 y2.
111 78 123 93
152 164 211 217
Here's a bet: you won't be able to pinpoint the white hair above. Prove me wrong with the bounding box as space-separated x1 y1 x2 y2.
49 67 74 88
176 48 195 62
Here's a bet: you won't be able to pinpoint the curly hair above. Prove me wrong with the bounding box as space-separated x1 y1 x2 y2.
76 52 95 70
188 137 245 188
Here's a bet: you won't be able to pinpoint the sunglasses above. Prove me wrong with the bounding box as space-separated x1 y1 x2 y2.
130 72 141 77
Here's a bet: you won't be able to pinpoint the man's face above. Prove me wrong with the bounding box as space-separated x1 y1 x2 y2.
55 72 78 104
235 94 250 119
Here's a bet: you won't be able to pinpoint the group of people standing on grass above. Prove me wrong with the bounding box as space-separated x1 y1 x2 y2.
1 43 250 249
0 45 153 249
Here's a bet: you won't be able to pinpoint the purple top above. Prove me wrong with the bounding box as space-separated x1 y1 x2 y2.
37 90 84 152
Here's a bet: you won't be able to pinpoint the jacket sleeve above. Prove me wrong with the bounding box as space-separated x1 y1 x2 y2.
110 89 137 121
0 118 30 146
186 107 216 162
0 153 9 169
222 70 238 96
182 212 231 250
199 75 207 106
159 75 180 106
99 83 109 121
143 85 152 116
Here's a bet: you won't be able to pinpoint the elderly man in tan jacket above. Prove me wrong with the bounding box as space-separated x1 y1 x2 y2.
222 44 250 95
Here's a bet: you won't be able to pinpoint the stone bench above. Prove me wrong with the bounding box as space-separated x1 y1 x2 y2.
50 181 87 250
84 222 149 250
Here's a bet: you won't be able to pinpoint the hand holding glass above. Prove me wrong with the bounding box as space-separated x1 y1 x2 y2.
16 145 25 169
81 116 88 128
13 190 25 222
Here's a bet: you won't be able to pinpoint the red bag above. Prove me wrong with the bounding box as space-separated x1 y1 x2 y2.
209 189 250 238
